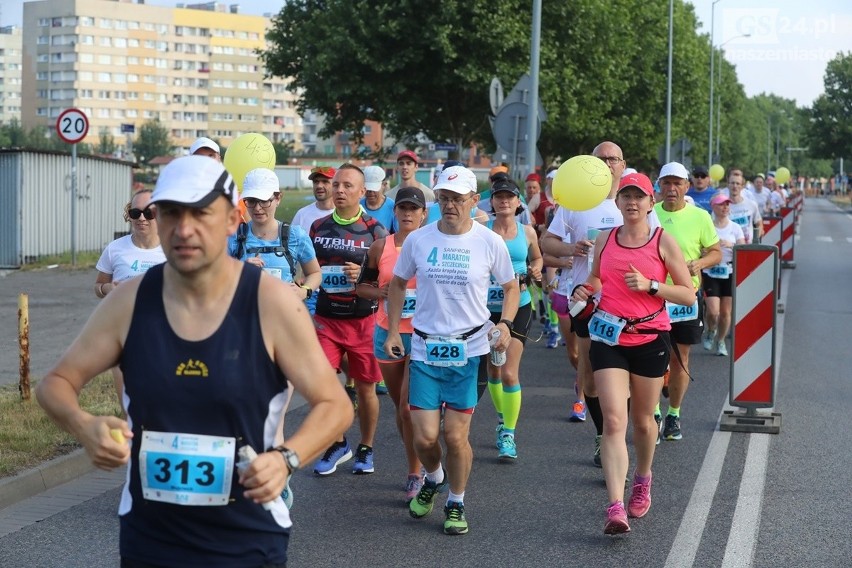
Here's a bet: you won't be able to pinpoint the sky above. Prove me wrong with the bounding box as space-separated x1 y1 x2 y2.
2 0 850 107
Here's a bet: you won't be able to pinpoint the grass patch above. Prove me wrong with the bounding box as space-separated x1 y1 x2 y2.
0 373 122 478
20 250 102 271
277 189 315 224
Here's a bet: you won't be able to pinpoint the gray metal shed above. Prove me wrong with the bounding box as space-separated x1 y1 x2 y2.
0 150 134 268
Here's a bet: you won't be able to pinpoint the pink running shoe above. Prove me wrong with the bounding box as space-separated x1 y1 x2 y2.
628 475 652 518
405 474 424 504
604 501 631 535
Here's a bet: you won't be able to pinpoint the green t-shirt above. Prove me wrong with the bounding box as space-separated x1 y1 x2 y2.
654 203 719 288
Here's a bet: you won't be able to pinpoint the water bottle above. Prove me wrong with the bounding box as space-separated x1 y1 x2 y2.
489 329 506 367
569 299 588 318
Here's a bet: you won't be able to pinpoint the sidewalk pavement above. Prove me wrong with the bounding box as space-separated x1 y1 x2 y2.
0 450 124 538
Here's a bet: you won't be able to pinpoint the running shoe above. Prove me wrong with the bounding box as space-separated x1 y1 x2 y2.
627 475 652 518
655 413 662 446
443 501 469 535
281 479 293 509
409 469 448 518
495 422 505 449
702 330 716 351
546 330 560 349
570 400 587 422
405 474 424 504
497 433 518 460
716 341 729 357
314 438 352 475
663 414 682 441
604 500 631 535
345 384 358 413
352 444 375 474
376 380 388 395
593 434 602 468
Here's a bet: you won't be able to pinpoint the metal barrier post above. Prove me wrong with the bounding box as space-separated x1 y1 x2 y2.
720 244 782 433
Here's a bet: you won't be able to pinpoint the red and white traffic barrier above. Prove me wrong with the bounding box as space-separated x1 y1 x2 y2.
779 206 796 268
721 244 781 433
789 192 803 217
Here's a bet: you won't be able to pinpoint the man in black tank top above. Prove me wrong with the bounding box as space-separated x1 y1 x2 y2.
37 156 353 568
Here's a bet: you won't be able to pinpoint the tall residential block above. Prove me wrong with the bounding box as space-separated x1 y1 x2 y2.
20 0 303 153
0 25 23 125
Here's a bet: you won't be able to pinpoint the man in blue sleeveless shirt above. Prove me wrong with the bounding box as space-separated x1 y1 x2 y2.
37 156 353 568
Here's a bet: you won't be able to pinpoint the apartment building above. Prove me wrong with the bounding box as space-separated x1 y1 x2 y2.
0 26 23 126
20 0 303 153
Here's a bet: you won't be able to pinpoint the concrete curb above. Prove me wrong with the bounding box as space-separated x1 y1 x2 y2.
0 449 94 510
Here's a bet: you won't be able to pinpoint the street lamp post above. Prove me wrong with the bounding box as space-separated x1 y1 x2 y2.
766 117 771 173
708 0 721 166
665 0 673 162
715 34 750 161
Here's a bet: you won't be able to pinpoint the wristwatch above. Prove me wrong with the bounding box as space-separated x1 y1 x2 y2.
274 446 301 474
300 285 313 299
648 280 660 296
499 318 515 331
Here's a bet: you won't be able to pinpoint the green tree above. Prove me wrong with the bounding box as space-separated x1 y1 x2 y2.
260 0 530 155
97 127 117 155
133 119 173 165
271 140 294 165
806 52 852 160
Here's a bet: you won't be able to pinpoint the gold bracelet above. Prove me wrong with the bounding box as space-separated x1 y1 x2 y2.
98 282 107 297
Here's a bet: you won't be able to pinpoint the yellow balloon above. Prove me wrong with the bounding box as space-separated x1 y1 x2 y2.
552 155 612 211
775 167 791 185
223 133 276 190
709 164 725 182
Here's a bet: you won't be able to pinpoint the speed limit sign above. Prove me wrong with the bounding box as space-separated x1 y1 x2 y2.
56 108 90 144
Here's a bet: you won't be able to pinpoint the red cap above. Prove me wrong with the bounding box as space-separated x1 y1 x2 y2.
308 166 336 180
617 173 654 196
397 150 419 164
525 173 541 183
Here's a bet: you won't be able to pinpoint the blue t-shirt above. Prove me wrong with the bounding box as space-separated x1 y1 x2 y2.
227 221 315 283
360 196 397 232
687 187 716 213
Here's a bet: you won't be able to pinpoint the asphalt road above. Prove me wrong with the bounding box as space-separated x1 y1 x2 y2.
0 267 99 388
1 197 850 567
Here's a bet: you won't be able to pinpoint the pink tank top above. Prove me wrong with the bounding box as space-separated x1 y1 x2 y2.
597 227 669 346
376 236 416 333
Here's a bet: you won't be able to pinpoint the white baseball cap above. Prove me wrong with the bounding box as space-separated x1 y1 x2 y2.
241 168 279 201
363 165 386 191
190 137 220 156
433 165 477 195
151 156 237 208
659 162 690 180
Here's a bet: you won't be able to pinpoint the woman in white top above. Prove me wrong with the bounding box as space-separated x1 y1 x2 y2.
94 189 166 411
702 193 745 357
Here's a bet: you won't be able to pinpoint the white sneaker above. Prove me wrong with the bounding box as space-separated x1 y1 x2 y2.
702 330 716 351
716 341 728 357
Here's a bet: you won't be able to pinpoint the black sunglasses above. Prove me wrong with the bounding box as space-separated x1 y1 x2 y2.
128 207 155 220
693 174 709 179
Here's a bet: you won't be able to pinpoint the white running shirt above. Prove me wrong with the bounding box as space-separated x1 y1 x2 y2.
96 235 165 283
394 222 514 359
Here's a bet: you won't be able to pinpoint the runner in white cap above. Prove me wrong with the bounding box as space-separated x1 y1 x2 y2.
189 137 221 161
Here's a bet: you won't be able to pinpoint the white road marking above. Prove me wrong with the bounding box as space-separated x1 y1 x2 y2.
663 405 732 568
815 236 833 242
721 434 771 567
666 264 791 568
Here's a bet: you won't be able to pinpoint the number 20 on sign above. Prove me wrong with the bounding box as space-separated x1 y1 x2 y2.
55 108 90 144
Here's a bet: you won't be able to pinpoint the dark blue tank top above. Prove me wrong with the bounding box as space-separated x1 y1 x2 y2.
118 263 290 567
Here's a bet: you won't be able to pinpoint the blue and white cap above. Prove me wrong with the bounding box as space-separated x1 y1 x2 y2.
151 155 238 208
